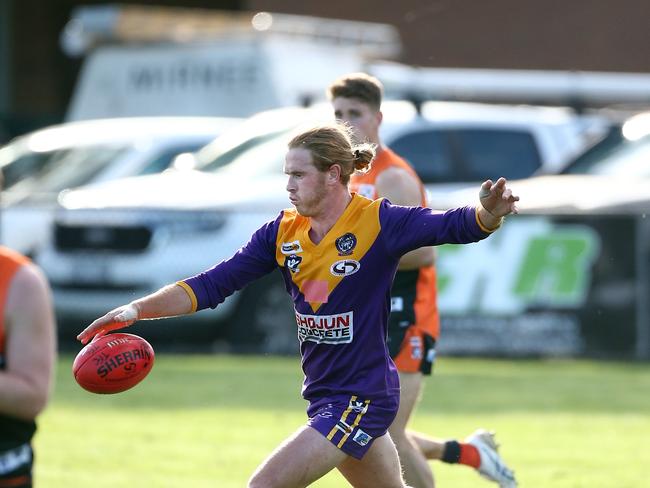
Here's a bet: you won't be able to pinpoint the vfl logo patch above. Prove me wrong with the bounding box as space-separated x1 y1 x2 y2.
285 254 302 273
352 429 372 446
335 233 357 256
281 240 303 255
295 310 353 344
330 260 360 277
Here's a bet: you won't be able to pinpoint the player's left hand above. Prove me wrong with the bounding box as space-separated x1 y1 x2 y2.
479 177 519 217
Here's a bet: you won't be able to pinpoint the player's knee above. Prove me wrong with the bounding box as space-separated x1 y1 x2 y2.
388 426 409 447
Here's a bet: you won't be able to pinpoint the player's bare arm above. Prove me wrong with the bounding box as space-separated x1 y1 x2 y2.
77 283 193 344
375 166 435 269
0 264 55 420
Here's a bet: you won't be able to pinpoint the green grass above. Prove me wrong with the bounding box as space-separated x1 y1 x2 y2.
35 355 650 487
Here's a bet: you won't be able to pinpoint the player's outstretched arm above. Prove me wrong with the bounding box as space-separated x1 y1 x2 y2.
77 283 193 344
477 177 519 230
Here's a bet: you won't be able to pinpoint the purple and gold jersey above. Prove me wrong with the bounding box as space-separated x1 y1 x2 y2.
179 194 493 403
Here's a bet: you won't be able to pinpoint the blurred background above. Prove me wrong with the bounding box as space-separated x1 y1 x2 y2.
2 0 650 359
3 2 650 487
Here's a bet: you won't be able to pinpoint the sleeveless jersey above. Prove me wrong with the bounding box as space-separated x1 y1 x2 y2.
350 148 440 339
179 195 492 403
0 247 37 450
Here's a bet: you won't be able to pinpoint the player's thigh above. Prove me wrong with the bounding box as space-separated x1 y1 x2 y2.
337 433 406 488
390 371 423 435
248 425 347 488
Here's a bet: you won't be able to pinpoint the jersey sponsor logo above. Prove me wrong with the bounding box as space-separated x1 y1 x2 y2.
352 429 372 446
295 310 353 344
285 254 302 273
335 232 357 256
281 240 303 255
330 259 360 277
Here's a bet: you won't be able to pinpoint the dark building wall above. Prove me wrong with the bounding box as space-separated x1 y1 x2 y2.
248 0 650 72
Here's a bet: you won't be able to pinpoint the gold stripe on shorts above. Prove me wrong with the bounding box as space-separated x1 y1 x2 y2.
337 399 371 448
326 395 356 440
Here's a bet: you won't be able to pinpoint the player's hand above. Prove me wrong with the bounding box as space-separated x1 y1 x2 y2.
479 177 519 218
77 303 140 344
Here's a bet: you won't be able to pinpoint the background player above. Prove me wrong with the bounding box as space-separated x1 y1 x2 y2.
327 73 517 488
0 171 57 488
77 123 518 488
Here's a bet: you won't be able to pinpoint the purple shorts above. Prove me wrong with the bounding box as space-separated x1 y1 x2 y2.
307 394 399 459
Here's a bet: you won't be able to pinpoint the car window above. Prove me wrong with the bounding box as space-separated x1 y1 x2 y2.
388 128 541 183
0 148 53 189
562 126 624 174
6 145 130 196
211 133 293 178
197 130 292 173
453 129 541 180
140 143 206 175
563 135 650 176
562 127 650 176
388 130 456 184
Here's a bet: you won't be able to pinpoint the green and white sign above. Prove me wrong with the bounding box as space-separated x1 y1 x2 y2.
436 217 601 314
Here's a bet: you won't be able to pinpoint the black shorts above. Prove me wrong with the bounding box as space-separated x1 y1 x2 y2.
387 270 436 375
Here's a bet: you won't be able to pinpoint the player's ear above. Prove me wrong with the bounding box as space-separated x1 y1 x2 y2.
328 164 342 183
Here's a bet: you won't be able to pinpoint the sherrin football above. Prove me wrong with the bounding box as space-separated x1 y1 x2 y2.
73 333 155 394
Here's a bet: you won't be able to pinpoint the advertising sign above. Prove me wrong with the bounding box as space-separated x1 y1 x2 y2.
436 215 639 356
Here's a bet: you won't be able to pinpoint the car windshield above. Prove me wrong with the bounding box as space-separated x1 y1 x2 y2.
563 129 650 176
206 131 294 178
4 144 130 198
0 144 54 189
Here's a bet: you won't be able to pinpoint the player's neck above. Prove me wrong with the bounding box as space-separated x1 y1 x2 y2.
308 190 353 244
374 141 387 155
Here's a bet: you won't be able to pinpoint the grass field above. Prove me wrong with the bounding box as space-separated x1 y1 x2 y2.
35 354 649 487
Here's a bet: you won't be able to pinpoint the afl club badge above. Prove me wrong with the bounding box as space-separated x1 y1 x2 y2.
335 233 357 256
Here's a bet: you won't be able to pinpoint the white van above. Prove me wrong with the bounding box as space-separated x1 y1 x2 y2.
63 6 400 121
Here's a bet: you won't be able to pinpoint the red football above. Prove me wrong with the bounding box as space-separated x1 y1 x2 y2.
73 333 155 394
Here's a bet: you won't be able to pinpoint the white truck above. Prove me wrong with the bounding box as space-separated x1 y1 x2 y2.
61 5 401 121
